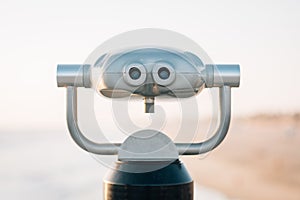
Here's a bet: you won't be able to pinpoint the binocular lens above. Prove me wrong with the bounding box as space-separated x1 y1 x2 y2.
129 67 141 80
158 67 170 80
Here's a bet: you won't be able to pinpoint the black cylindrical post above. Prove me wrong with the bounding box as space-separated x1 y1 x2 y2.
104 159 193 200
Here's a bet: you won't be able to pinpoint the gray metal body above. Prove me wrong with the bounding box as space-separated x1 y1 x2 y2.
57 47 240 156
98 48 205 98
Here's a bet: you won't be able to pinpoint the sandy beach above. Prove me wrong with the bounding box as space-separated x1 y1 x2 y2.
184 114 300 200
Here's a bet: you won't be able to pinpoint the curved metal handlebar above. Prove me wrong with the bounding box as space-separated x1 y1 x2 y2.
67 87 121 155
66 86 231 155
176 86 231 155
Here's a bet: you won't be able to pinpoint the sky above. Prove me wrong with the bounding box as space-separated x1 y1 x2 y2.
0 0 299 131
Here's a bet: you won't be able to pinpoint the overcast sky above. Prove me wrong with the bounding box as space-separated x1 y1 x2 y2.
0 0 299 131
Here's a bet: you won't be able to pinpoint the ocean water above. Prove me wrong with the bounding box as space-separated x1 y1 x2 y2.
0 130 228 200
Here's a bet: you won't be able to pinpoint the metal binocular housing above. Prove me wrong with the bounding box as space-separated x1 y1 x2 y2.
57 47 240 156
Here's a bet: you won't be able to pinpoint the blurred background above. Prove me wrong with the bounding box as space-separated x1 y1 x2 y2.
0 0 299 199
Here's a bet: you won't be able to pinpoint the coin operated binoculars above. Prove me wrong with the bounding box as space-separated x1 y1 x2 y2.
57 42 240 199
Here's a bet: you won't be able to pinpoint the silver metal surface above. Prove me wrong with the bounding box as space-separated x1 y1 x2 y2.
176 86 231 155
144 97 155 113
57 65 91 88
64 85 231 155
205 64 240 88
118 129 178 161
67 87 120 155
